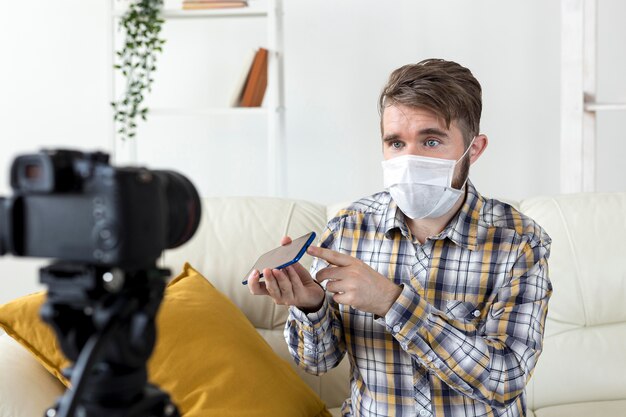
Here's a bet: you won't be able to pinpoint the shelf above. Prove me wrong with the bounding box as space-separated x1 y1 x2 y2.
148 107 268 116
113 6 268 19
110 0 285 196
584 102 626 112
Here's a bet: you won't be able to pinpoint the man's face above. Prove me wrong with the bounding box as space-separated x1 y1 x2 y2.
381 104 470 189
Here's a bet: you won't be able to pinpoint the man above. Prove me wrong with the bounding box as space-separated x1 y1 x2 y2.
248 59 552 417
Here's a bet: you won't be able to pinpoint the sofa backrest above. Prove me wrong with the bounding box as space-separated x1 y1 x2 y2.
521 192 626 410
161 197 351 408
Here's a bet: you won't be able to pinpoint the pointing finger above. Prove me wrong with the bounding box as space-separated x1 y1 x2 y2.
316 265 347 284
307 246 354 267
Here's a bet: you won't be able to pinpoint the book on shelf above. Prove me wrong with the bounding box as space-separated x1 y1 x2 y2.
182 0 248 10
230 49 257 107
237 47 268 108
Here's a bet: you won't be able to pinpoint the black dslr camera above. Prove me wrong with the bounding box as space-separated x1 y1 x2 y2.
0 149 200 266
0 149 202 417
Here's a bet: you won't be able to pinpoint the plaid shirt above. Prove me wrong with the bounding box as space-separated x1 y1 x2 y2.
285 180 552 417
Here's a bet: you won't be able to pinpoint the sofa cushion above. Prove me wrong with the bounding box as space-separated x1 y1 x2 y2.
0 263 331 417
521 193 626 410
533 399 626 417
0 335 64 417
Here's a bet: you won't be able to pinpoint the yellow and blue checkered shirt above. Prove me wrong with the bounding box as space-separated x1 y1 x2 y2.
285 180 552 416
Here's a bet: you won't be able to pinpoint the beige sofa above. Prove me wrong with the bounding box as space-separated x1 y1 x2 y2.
1 192 625 416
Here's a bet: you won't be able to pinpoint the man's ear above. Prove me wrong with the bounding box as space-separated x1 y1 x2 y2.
469 134 488 165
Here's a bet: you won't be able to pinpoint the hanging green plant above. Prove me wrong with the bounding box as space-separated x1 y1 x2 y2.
111 0 166 141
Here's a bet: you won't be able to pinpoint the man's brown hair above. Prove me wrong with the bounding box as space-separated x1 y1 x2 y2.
379 59 482 146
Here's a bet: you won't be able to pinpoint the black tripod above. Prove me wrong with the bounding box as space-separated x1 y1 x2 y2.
39 262 180 417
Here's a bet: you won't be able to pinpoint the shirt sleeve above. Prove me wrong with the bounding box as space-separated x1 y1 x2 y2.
284 221 347 375
376 238 553 408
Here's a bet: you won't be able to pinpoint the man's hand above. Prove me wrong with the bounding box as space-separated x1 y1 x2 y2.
308 245 402 317
247 236 325 312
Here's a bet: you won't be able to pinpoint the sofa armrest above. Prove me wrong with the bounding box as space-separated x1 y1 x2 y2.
0 334 65 417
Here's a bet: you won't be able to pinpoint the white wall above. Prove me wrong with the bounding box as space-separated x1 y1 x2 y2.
283 0 625 201
0 0 624 304
596 0 626 193
0 1 111 303
283 0 563 204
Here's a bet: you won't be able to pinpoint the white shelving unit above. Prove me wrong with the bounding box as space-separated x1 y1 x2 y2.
561 0 626 193
108 0 286 197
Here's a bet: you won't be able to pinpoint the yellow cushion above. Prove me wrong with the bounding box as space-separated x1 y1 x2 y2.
0 263 331 417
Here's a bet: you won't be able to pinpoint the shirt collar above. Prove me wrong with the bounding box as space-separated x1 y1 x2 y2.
384 197 410 240
383 179 483 250
437 179 483 250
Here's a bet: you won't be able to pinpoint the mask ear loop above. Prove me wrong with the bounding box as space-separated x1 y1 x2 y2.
455 136 476 166
454 136 476 191
421 137 477 219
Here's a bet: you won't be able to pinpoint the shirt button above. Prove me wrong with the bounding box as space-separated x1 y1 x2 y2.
427 355 434 362
419 410 428 416
393 324 402 333
473 310 481 317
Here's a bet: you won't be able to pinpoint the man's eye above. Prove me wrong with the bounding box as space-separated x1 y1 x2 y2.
425 139 440 147
391 141 404 149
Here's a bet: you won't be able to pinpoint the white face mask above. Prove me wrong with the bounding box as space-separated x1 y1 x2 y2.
381 139 474 220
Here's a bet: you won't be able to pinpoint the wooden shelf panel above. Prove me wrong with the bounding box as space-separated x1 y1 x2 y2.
148 107 268 116
113 6 268 19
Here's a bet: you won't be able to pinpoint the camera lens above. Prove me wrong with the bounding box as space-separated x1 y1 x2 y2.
153 171 202 249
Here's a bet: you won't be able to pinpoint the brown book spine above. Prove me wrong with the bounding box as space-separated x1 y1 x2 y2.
240 48 269 107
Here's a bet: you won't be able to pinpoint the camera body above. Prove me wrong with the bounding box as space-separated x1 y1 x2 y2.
0 149 201 268
0 148 199 417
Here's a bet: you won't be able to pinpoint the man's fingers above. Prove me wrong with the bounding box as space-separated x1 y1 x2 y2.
280 236 292 246
273 268 294 302
285 266 305 292
291 262 313 281
315 265 347 284
307 246 354 267
251 281 269 296
263 268 282 298
324 279 345 294
332 292 349 306
248 270 269 296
